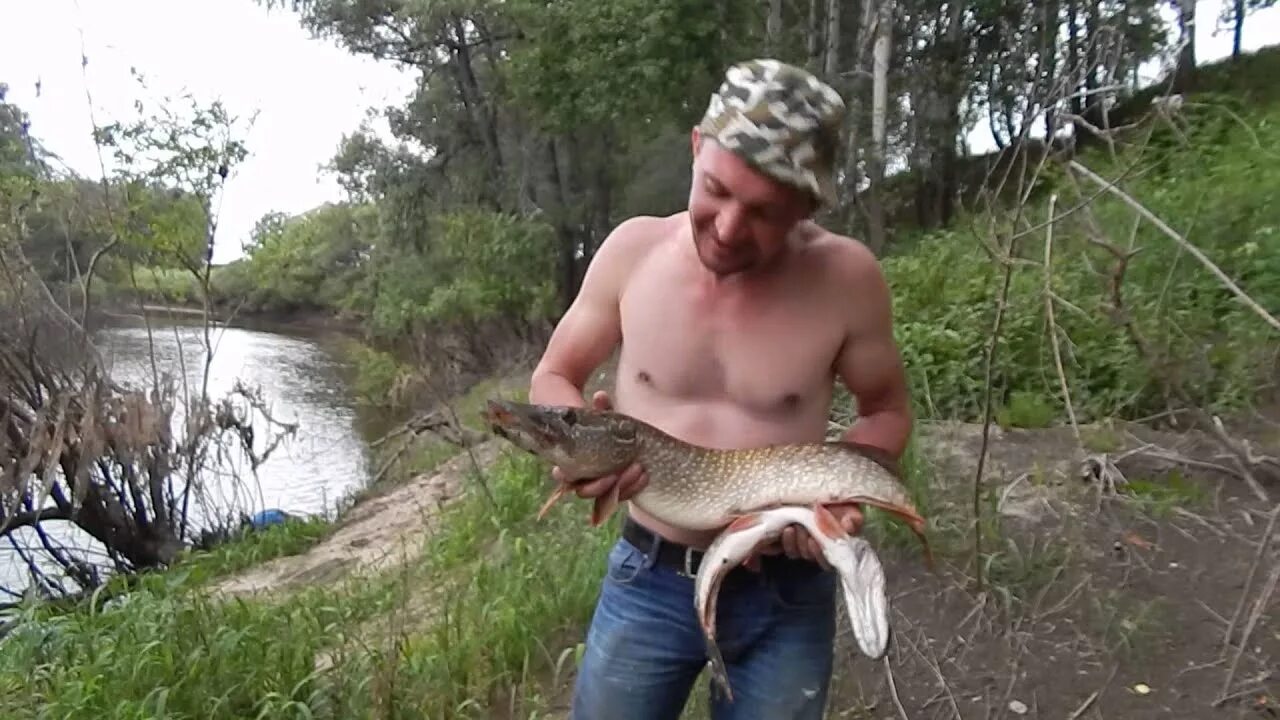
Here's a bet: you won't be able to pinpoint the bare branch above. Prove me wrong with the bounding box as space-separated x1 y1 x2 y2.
1069 160 1280 335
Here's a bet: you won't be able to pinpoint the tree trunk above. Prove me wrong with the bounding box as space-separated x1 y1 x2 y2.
807 0 823 72
1041 0 1061 140
449 16 505 205
865 0 891 254
1233 0 1245 58
823 0 841 79
540 137 581 314
766 0 784 53
1067 0 1082 118
1174 0 1197 91
914 0 966 230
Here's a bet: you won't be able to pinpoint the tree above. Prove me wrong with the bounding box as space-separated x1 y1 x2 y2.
1220 0 1277 58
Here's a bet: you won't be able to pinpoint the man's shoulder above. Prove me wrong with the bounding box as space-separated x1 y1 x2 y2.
595 212 684 265
578 213 683 299
799 223 886 288
606 212 685 246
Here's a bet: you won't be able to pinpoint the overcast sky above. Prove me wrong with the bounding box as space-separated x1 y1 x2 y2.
1 0 1277 265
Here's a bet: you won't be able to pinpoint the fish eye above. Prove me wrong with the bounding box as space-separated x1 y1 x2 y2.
561 408 577 425
613 422 635 441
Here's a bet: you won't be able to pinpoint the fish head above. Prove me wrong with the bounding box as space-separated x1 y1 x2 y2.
482 399 640 479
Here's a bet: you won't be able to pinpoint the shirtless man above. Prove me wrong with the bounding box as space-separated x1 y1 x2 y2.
528 59 912 719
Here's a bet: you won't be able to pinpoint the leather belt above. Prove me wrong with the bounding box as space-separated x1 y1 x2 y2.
622 515 706 578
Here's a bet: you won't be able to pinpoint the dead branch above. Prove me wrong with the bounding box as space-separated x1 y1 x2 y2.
882 656 910 720
1069 159 1280 335
1041 193 1080 447
1222 503 1279 651
1215 558 1279 706
0 312 299 600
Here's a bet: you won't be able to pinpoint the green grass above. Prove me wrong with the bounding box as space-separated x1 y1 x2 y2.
179 516 334 583
0 451 610 719
1121 469 1210 518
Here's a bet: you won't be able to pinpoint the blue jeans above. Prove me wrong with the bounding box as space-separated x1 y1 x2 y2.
571 533 838 719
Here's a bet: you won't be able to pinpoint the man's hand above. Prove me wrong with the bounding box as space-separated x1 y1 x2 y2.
744 503 864 572
551 390 649 501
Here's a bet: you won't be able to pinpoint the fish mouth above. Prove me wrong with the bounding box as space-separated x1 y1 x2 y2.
482 399 515 429
483 399 562 449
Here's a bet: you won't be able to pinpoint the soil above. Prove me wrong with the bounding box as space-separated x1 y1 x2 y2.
813 419 1280 720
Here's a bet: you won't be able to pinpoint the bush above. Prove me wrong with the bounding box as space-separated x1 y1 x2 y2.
884 88 1280 424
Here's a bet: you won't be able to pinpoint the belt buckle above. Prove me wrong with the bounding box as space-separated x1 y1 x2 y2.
679 546 699 578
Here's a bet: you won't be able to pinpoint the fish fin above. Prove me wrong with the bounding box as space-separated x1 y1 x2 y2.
812 504 849 540
698 521 752 704
856 498 935 571
834 441 905 479
698 552 730 634
536 483 571 521
912 519 936 572
705 641 733 703
724 513 763 532
589 482 621 527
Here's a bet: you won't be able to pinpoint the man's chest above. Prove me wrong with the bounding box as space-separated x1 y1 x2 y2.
617 264 844 416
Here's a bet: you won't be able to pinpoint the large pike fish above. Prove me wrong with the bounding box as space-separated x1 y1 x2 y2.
481 399 930 559
481 399 931 700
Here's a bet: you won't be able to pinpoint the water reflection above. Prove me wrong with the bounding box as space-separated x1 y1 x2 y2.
0 319 377 595
99 321 375 518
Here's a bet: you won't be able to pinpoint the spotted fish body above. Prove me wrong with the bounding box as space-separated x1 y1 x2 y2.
483 398 929 704
482 399 930 559
626 439 922 535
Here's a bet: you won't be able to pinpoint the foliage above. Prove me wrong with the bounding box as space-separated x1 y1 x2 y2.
885 63 1280 424
238 201 375 313
502 0 735 132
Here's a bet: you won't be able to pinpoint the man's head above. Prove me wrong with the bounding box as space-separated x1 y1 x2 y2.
688 59 846 277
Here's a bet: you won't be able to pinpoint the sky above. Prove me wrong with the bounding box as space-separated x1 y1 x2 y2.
1 0 1278 265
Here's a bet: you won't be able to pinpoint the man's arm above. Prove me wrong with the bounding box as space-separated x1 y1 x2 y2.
832 242 913 459
770 239 913 568
529 217 650 407
528 217 655 502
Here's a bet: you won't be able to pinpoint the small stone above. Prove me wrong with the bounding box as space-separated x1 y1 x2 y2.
1133 683 1151 695
1008 700 1028 714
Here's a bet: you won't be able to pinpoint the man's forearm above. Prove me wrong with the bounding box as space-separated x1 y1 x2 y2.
840 407 912 459
529 368 589 407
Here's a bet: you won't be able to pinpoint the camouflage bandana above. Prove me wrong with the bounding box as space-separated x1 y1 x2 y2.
698 59 846 208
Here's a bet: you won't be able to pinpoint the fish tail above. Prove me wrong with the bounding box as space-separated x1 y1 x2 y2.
705 640 734 703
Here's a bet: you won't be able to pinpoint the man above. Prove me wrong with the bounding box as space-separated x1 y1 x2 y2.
528 59 912 719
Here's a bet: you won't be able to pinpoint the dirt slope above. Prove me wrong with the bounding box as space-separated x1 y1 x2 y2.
210 440 505 598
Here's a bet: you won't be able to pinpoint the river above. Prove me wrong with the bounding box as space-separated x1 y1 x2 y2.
1 316 383 598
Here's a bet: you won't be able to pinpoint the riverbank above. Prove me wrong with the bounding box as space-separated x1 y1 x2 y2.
91 301 367 338
4 356 1273 718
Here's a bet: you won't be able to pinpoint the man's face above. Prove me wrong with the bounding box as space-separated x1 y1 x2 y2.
687 128 814 277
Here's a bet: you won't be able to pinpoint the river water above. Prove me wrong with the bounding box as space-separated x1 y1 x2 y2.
1 317 382 598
